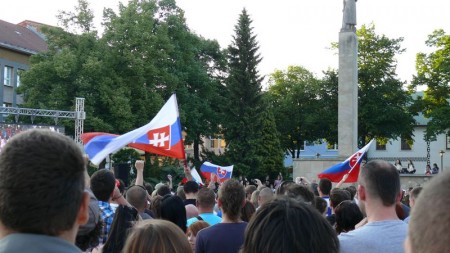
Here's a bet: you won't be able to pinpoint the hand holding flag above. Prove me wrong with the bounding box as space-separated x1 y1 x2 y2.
318 139 374 183
200 162 233 183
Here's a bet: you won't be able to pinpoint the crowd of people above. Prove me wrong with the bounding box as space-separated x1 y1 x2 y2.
394 159 441 174
0 129 449 253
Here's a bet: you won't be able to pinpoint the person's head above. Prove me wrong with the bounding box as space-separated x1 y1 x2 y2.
408 186 423 208
196 188 216 211
334 200 364 234
258 187 273 207
150 195 162 219
186 221 210 252
126 185 149 212
185 204 199 219
176 186 186 200
0 129 88 237
157 185 172 197
276 180 295 195
161 195 187 232
250 190 260 208
240 201 256 222
358 160 401 207
426 164 431 170
144 182 154 195
123 219 193 253
102 205 139 253
344 186 357 200
218 179 245 221
310 182 320 196
241 196 339 253
90 169 116 202
330 188 351 210
76 189 103 251
245 185 257 201
284 184 315 205
314 196 328 216
433 163 438 168
183 181 199 196
406 170 450 253
318 178 332 196
395 159 401 165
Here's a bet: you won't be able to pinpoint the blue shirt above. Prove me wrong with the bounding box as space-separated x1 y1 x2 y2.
98 201 115 243
187 213 222 227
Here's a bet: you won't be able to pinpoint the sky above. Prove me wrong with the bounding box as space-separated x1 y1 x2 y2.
1 0 449 86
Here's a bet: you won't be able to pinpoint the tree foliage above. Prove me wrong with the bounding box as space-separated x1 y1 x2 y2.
267 66 334 158
357 24 415 145
222 9 282 177
412 29 450 140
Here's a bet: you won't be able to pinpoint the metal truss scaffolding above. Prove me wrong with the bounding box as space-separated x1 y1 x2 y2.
0 98 85 143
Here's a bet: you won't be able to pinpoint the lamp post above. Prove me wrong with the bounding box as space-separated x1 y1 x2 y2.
439 150 445 172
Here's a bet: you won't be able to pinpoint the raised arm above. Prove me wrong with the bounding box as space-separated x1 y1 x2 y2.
135 160 145 186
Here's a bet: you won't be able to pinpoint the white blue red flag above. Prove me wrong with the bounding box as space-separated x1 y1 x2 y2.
318 139 374 183
82 94 185 165
200 162 233 183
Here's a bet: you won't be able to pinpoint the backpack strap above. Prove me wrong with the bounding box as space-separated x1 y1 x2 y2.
196 215 203 221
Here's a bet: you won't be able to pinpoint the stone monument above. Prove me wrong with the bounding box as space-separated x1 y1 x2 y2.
338 0 358 157
292 1 359 181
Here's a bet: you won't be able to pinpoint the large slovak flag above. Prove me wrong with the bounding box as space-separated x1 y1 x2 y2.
200 162 233 183
82 94 185 165
318 139 374 183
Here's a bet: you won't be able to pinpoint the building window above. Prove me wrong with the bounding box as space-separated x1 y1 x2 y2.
446 135 450 150
16 69 23 87
210 139 217 148
401 137 412 150
376 141 386 150
3 66 13 86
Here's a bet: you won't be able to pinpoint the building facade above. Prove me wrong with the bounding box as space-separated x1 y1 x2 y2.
0 19 48 121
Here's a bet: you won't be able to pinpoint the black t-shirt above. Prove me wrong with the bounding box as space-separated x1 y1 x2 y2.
184 198 196 206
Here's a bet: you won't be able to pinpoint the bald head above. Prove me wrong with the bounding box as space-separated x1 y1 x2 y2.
359 160 400 206
258 187 273 206
126 185 148 212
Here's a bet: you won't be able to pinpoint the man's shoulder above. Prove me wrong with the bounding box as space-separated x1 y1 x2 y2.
0 234 82 253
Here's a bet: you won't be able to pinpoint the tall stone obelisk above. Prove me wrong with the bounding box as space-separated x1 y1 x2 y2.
338 0 358 157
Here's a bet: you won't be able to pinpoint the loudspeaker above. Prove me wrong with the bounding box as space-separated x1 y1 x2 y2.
114 163 130 187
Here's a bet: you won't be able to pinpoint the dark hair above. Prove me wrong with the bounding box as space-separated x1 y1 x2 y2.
330 189 351 208
344 186 357 200
219 179 245 221
284 184 316 205
76 221 103 251
0 129 85 235
103 205 139 253
196 188 216 209
241 196 339 253
144 182 154 195
319 179 332 196
335 201 363 234
310 182 320 196
126 185 148 211
183 181 199 194
276 180 295 195
176 186 186 200
240 201 256 222
91 169 116 202
359 160 400 206
314 196 328 215
157 185 172 197
245 185 257 199
161 195 187 232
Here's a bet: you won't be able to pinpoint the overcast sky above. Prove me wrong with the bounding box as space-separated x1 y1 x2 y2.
2 0 449 86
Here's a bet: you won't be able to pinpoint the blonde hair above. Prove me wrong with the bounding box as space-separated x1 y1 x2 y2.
123 219 192 253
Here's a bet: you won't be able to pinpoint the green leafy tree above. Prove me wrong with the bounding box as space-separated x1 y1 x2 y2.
267 66 328 158
222 9 266 176
411 29 450 141
357 24 415 145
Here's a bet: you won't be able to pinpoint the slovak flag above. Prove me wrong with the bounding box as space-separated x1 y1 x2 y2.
82 94 185 165
318 139 374 183
200 162 233 183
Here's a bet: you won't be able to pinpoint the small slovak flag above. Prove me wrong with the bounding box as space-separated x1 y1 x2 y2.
200 162 233 183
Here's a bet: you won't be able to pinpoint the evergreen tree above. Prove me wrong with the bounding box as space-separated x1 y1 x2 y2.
223 9 266 176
